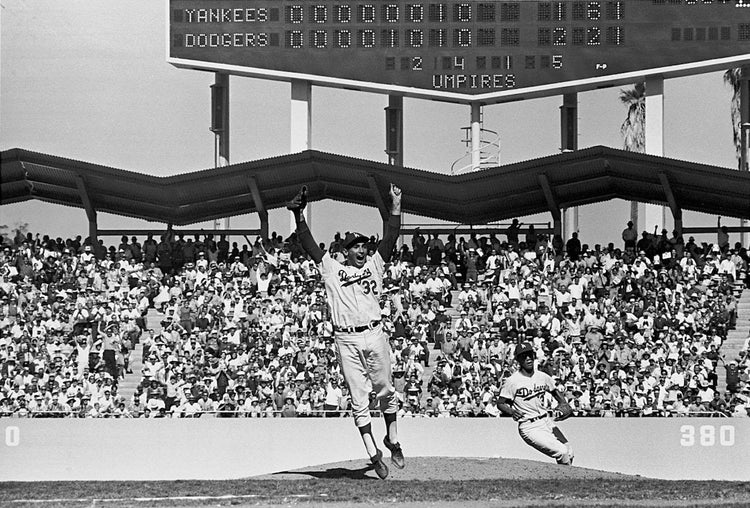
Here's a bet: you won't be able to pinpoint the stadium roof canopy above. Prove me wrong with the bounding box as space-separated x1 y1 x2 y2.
1 146 749 226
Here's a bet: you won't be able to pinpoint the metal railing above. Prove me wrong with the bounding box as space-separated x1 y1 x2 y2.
401 222 553 238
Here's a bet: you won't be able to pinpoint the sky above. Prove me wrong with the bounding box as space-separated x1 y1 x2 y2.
0 0 743 249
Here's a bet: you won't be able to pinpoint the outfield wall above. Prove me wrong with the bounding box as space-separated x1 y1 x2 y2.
1 418 748 481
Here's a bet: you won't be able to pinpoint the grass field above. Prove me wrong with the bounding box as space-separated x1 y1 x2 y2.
2 458 749 507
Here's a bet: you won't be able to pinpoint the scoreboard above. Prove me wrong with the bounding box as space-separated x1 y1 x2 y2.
168 0 750 102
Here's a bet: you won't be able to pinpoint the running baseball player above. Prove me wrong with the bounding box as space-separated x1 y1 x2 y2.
287 183 404 480
497 341 574 465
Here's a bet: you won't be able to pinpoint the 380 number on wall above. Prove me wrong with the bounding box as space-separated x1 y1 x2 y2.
680 425 735 447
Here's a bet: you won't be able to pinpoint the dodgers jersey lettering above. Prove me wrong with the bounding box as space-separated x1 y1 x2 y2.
500 370 555 423
319 251 384 328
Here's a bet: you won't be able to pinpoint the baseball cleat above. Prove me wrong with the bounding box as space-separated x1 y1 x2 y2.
370 449 389 480
558 453 572 466
383 437 405 469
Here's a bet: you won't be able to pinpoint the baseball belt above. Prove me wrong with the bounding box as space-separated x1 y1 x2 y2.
334 320 381 333
523 414 548 424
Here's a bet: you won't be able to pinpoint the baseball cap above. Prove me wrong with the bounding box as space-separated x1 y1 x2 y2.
343 232 369 249
514 342 534 358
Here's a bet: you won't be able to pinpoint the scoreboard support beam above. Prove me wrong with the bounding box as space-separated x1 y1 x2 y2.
560 93 578 240
210 73 230 230
211 73 230 167
470 103 481 172
385 94 404 239
560 93 578 152
643 76 667 235
291 80 312 152
385 95 404 167
290 79 312 233
645 78 664 156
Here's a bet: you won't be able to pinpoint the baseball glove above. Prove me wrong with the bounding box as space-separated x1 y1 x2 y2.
286 186 308 211
555 403 573 421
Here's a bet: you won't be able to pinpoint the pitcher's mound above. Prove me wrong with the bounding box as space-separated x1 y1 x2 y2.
256 456 643 481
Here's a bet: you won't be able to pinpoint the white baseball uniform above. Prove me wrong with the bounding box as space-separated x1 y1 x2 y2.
500 369 573 464
319 251 398 427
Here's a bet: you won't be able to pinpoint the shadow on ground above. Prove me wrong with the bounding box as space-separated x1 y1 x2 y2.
271 465 376 480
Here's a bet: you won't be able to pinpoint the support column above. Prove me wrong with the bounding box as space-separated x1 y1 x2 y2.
290 80 312 233
367 174 390 237
470 102 481 171
643 76 666 236
740 67 750 246
385 95 403 167
658 172 682 236
211 73 230 230
385 95 404 239
75 175 98 249
291 80 312 152
366 175 389 219
560 93 578 152
538 174 562 239
560 93 578 237
247 176 269 241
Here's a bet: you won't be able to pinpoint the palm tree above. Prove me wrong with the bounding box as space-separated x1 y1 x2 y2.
724 67 746 245
619 82 646 231
619 82 646 153
723 68 742 170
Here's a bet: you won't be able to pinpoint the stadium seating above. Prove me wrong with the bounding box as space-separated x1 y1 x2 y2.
1 227 748 418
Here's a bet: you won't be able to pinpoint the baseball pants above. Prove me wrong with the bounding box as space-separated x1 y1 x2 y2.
335 324 399 427
518 417 574 464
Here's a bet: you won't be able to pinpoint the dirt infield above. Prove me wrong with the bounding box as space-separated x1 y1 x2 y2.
2 457 749 507
257 456 636 481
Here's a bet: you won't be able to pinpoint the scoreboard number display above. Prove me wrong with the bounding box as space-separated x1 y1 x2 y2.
168 0 750 102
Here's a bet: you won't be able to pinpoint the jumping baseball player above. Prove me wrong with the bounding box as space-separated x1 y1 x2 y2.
497 342 574 465
287 183 404 480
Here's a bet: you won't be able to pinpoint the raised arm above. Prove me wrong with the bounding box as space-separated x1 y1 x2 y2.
287 186 325 263
377 183 402 262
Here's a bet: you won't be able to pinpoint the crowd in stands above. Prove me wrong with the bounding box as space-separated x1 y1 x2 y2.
1 221 749 419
